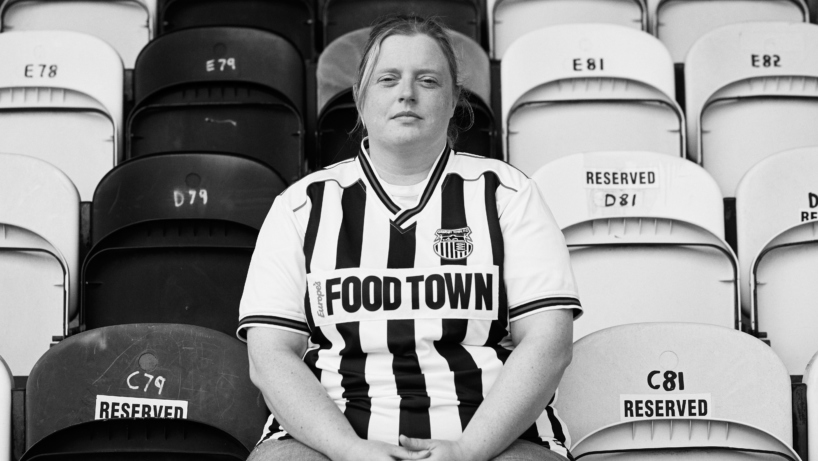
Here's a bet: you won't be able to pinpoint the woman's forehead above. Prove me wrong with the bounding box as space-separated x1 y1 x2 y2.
373 34 450 73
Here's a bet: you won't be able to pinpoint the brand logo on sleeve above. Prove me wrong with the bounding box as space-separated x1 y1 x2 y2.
433 227 473 260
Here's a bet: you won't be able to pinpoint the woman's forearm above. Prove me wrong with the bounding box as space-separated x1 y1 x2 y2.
247 328 359 459
457 311 573 461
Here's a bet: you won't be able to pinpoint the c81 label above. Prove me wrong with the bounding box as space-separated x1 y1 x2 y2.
647 370 685 391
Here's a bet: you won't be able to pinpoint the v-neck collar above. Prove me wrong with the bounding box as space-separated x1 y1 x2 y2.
357 138 451 228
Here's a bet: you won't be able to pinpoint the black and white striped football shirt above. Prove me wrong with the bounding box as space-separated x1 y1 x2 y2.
239 142 582 456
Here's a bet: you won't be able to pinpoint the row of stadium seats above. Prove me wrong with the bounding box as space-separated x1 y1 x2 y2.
2 322 816 459
3 146 816 379
0 0 812 62
3 19 818 201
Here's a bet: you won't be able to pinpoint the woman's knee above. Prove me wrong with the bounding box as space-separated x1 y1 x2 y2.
246 438 331 461
491 440 571 461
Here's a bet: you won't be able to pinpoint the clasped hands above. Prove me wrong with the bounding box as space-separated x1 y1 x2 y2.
339 434 482 461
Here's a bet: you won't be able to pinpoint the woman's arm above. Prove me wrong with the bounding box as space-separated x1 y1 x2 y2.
400 308 573 461
247 327 431 461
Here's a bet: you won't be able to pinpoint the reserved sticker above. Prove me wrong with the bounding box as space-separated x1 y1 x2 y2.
95 395 188 420
620 394 711 422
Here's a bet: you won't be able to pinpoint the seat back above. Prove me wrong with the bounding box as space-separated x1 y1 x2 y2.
736 147 818 374
0 153 79 376
650 0 807 63
556 323 799 459
488 0 647 60
685 22 818 195
317 27 494 167
1 0 156 68
130 26 304 184
83 153 283 334
0 30 123 200
534 152 737 340
158 0 315 60
321 0 481 48
502 24 683 175
25 324 267 453
805 350 818 461
0 356 11 461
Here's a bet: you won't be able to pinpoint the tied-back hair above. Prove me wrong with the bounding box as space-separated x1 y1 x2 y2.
352 14 474 147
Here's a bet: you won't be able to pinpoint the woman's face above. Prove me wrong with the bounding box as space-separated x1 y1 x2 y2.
361 33 456 151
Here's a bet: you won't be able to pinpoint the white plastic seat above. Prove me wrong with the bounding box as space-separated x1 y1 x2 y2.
533 152 737 340
0 30 123 200
555 323 800 460
685 22 818 197
648 0 807 62
0 153 79 376
805 350 818 461
502 24 684 176
737 147 818 375
0 0 156 68
0 356 10 461
487 0 646 60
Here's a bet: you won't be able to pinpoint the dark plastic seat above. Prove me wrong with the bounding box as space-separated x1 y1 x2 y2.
82 153 284 335
158 0 316 60
128 27 305 185
321 0 481 48
23 324 267 458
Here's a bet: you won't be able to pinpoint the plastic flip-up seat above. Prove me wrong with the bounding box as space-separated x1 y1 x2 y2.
805 351 818 461
0 153 79 377
488 0 646 60
0 0 157 68
316 27 495 168
0 356 11 461
321 0 481 49
736 147 818 375
686 22 818 197
129 26 304 184
533 151 737 341
502 24 684 176
556 323 801 460
0 30 123 200
648 0 807 62
82 153 285 336
22 323 267 459
158 0 315 61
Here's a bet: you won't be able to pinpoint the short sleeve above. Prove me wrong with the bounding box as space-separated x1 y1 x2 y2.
500 178 582 322
237 196 311 341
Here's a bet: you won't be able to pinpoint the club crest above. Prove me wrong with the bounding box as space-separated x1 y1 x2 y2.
433 227 474 260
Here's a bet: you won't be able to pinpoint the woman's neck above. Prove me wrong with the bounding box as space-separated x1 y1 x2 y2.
367 138 446 186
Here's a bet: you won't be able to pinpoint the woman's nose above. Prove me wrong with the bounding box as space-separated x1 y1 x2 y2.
398 80 416 103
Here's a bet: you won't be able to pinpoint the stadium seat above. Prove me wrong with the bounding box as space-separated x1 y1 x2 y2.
649 0 807 63
737 147 818 375
0 153 79 377
22 324 266 458
805 350 818 461
555 323 800 459
316 27 496 168
128 26 304 185
82 153 284 335
0 0 156 68
320 0 481 49
502 24 685 177
534 151 737 341
157 0 315 61
0 356 11 461
0 30 123 201
685 22 818 197
488 0 647 60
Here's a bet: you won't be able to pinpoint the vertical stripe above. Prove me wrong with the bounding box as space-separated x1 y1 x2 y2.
334 182 372 437
435 175 482 431
483 173 511 363
386 224 431 438
303 182 330 380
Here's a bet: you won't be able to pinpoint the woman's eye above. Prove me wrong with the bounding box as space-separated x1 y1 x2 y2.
420 78 439 86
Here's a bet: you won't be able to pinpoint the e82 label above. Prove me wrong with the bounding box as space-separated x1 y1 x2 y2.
648 370 685 391
751 54 781 68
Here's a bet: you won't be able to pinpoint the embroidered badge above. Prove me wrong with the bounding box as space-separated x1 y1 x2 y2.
433 227 474 260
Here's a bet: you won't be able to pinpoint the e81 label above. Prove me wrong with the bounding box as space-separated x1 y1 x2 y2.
572 58 604 71
647 370 685 391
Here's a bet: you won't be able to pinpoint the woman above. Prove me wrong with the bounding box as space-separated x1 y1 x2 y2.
238 16 581 461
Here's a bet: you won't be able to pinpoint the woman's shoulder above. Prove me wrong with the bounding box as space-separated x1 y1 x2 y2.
449 151 531 191
278 157 362 210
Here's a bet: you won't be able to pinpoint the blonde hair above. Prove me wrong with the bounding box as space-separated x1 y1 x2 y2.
352 15 473 146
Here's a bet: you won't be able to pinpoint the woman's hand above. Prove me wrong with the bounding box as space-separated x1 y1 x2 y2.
338 438 431 461
398 435 479 461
